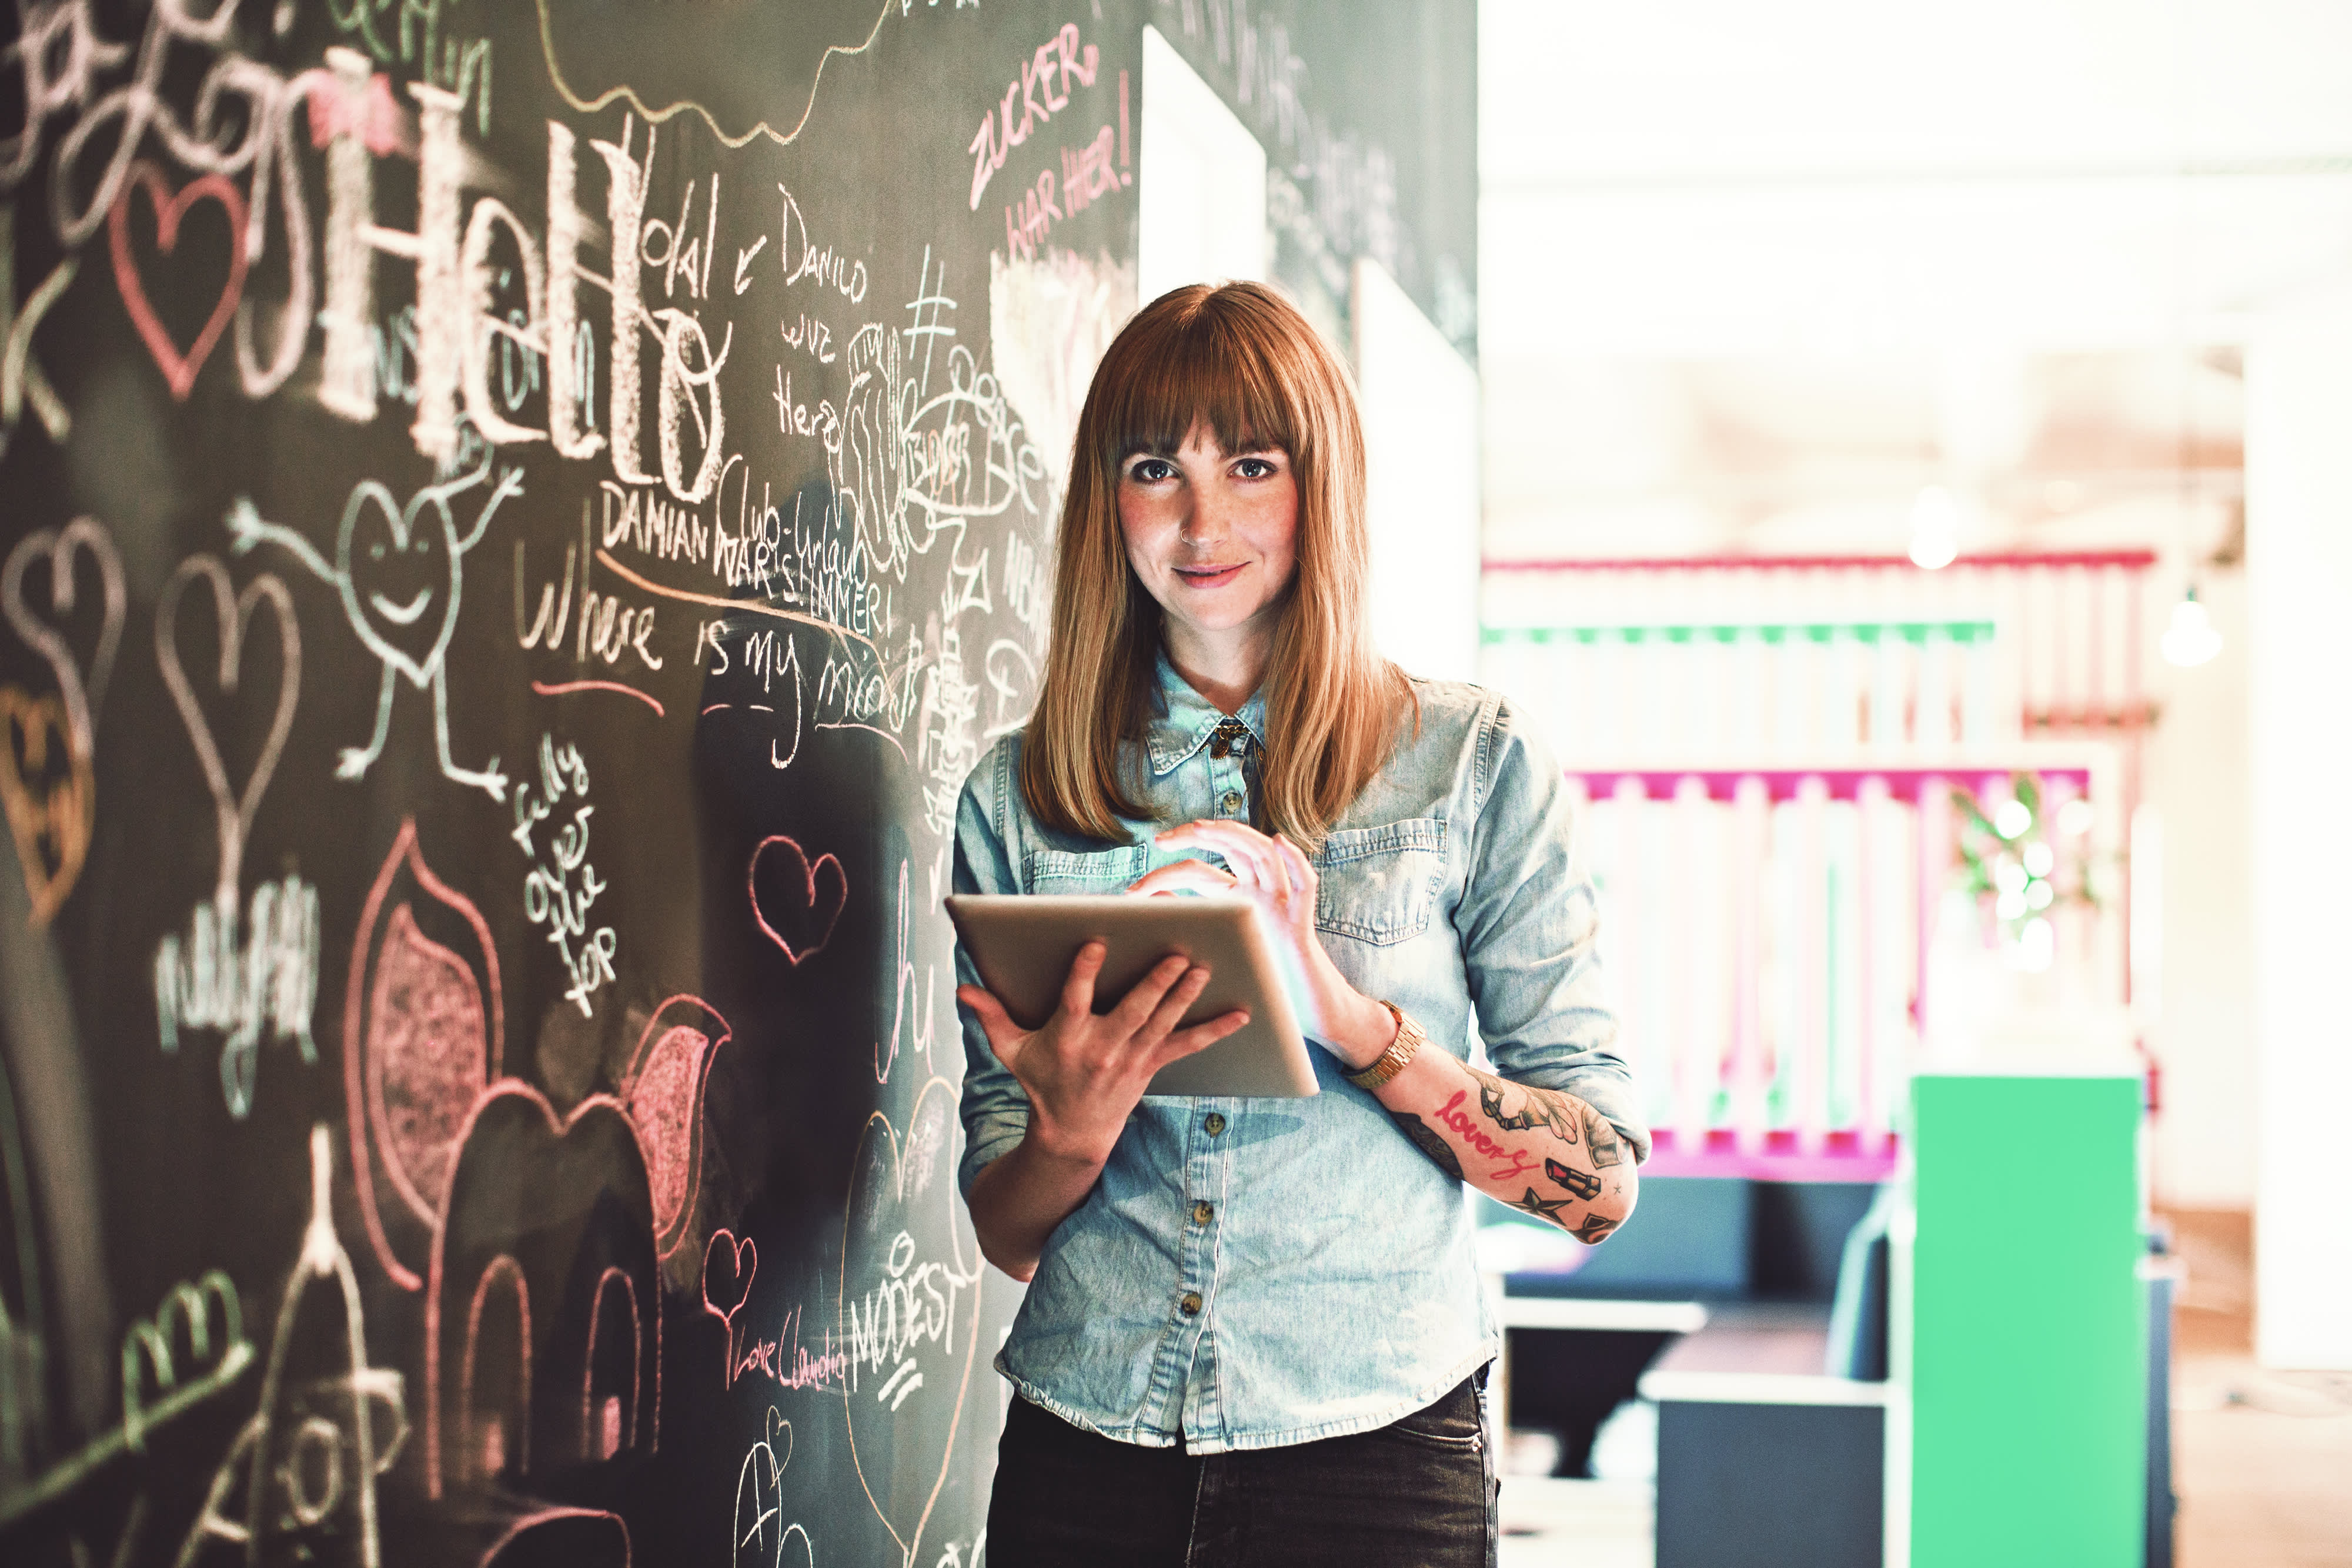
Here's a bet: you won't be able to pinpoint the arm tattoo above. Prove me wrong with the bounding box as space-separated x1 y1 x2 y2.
1572 1212 1619 1243
1545 1157 1602 1202
1469 1068 1581 1142
1510 1186 1573 1225
1390 1113 1465 1181
1581 1104 1626 1169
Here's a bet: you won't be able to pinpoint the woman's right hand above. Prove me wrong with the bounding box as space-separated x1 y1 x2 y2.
958 942 1250 1170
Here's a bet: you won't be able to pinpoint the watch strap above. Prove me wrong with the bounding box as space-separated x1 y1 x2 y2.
1347 1002 1425 1091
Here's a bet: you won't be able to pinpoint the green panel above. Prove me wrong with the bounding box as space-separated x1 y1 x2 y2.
1912 1075 2144 1568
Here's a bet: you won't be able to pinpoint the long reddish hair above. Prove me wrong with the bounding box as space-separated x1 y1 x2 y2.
1020 282 1413 847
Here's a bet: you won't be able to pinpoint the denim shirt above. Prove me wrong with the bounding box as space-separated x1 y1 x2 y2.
953 656 1647 1453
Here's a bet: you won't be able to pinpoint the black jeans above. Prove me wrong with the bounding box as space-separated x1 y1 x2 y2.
984 1373 1496 1568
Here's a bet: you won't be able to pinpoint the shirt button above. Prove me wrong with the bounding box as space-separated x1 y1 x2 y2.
1192 1201 1214 1225
1220 790 1245 816
1203 1112 1226 1136
1180 1291 1203 1316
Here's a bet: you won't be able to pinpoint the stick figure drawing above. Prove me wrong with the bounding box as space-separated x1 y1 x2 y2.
229 460 524 800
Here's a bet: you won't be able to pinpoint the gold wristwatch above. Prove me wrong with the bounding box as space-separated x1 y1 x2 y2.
1346 1002 1426 1091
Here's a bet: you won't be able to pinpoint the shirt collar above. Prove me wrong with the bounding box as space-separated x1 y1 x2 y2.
1145 648 1267 776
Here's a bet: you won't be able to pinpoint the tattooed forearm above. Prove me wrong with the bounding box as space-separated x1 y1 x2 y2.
1391 1113 1465 1181
1545 1157 1602 1202
1573 1212 1619 1243
1581 1104 1626 1169
1471 1068 1581 1142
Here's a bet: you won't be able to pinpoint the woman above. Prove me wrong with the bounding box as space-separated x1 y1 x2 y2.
953 282 1646 1567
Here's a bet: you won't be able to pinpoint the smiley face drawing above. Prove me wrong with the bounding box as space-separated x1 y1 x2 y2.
229 460 523 800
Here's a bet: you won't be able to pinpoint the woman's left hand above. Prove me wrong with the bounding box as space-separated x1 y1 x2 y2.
1127 820 1396 1070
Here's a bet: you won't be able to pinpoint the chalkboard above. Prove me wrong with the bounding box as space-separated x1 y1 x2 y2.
0 2 1472 1563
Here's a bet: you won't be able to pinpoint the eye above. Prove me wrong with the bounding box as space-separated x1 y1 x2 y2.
1232 456 1279 480
1125 457 1175 483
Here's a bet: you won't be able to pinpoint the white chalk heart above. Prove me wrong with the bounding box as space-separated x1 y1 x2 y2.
155 555 300 902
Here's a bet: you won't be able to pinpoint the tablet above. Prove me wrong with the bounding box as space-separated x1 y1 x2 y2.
944 894 1319 1098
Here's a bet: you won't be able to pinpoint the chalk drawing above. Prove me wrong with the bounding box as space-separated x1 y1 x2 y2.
153 554 300 910
841 1076 985 1568
106 159 247 401
734 1406 816 1568
227 459 522 799
620 995 733 1261
749 835 846 966
480 1505 633 1567
1 203 75 448
701 1229 756 1385
534 0 895 150
175 1126 406 1567
512 733 619 1017
151 553 319 1117
0 518 124 924
344 817 503 1293
0 1270 255 1529
424 1081 660 1499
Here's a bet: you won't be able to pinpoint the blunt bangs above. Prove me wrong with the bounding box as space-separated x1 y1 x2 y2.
1096 292 1304 466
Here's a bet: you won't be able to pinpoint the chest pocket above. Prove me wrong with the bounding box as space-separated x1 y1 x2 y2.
1314 818 1445 946
1025 844 1149 894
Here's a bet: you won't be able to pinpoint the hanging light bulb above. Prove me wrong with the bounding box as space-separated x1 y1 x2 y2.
2161 585 2221 667
1908 486 1960 570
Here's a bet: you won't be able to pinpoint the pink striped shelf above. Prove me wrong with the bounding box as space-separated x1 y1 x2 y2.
1566 766 2093 804
1643 1127 1903 1183
1485 549 2157 573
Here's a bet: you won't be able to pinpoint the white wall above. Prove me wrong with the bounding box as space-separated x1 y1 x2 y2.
1352 258 1482 683
2245 286 2352 1369
2141 571 2256 1209
1138 26 1267 309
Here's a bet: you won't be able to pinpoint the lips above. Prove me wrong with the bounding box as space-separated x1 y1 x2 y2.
1174 563 1245 589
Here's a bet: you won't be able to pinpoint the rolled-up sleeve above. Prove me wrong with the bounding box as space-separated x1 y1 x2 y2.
1455 698 1651 1164
954 738 1034 1197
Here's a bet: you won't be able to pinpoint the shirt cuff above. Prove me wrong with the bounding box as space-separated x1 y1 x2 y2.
958 1111 1031 1199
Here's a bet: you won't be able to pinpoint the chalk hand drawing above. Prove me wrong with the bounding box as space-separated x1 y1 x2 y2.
344 817 503 1293
426 1081 659 1499
106 159 248 401
227 459 523 800
620 995 732 1262
749 834 846 965
841 1078 985 1568
701 1228 757 1383
734 1407 816 1568
178 1126 407 1566
0 517 125 923
0 1270 256 1532
152 554 319 1117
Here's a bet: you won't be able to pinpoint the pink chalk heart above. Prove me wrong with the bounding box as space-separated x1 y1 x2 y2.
701 1228 756 1330
108 161 248 402
749 834 846 964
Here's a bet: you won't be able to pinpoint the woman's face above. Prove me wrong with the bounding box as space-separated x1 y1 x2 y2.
1117 419 1300 674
